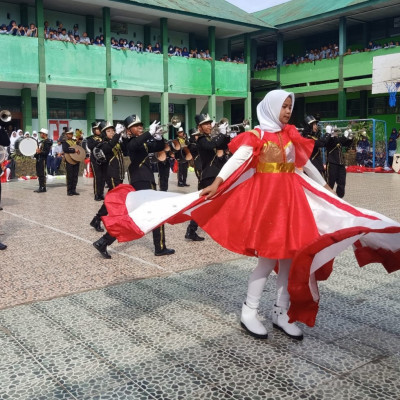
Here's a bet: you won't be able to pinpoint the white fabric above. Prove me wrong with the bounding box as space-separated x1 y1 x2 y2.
255 90 295 133
303 160 326 186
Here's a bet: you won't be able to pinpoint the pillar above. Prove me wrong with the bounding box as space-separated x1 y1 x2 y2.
141 95 150 129
223 100 231 122
244 33 252 124
103 7 112 122
187 98 196 131
208 26 216 120
160 18 169 131
36 0 47 129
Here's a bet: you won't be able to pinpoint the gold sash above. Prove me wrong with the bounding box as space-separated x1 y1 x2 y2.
256 162 295 173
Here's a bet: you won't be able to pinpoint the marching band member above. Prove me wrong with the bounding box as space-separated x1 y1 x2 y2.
62 128 81 196
184 114 229 242
93 115 174 258
326 126 353 198
0 124 10 250
87 121 107 201
176 127 190 187
90 121 124 234
302 115 327 178
33 128 53 193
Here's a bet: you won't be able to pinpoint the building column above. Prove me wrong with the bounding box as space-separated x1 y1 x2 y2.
160 18 169 132
208 26 216 120
21 88 32 133
36 0 47 129
103 7 112 122
141 95 150 129
338 17 347 120
187 98 196 131
86 92 96 133
244 33 252 124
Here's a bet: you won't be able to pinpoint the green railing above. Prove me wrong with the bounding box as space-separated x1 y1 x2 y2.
45 40 107 88
0 36 39 84
112 50 164 92
215 61 248 97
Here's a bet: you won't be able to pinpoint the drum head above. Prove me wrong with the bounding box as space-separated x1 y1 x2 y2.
19 137 38 156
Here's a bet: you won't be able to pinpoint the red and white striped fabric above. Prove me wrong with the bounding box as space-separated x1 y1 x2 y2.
102 163 400 327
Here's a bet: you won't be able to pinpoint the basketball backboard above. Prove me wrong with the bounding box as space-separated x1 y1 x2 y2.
372 53 400 94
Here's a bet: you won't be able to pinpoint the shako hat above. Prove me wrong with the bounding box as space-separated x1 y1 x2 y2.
195 113 213 126
124 115 143 129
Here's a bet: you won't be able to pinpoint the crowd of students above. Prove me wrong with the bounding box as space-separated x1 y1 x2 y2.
254 40 400 71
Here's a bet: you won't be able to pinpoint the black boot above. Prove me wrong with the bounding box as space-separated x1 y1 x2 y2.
34 187 46 193
185 228 205 241
90 216 104 232
93 237 111 259
0 242 7 250
94 194 103 201
154 247 175 256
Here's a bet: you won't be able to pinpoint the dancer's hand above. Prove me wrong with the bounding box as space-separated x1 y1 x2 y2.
200 177 223 199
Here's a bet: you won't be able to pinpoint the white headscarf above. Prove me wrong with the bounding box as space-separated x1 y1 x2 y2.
256 89 295 133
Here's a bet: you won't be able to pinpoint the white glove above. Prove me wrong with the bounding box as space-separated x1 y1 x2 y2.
149 120 161 135
229 131 237 139
115 123 125 135
218 122 229 135
153 133 163 141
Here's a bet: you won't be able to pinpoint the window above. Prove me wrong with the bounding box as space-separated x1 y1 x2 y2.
47 98 86 119
347 99 360 117
306 101 338 119
368 96 400 115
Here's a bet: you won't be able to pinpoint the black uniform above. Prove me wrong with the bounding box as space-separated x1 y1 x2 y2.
188 136 202 181
302 129 327 178
93 133 124 222
176 137 190 187
87 133 107 200
326 135 353 198
34 137 53 190
126 131 170 253
186 132 230 236
157 154 171 191
62 138 80 195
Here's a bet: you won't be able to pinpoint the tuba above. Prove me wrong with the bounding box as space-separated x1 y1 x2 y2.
0 110 11 123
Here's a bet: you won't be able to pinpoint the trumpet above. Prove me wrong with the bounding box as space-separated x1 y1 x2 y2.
145 116 182 135
214 118 251 135
0 110 11 123
324 125 354 139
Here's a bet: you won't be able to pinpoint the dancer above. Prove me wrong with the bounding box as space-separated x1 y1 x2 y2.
101 90 400 339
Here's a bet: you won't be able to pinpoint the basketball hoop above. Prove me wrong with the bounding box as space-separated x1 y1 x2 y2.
385 81 400 107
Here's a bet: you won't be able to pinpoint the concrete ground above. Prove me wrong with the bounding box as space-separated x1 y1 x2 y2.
0 169 399 399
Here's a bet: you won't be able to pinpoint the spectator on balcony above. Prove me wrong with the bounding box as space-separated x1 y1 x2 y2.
0 24 8 34
128 40 137 51
8 20 19 36
73 34 80 44
145 44 153 53
72 24 80 37
26 23 38 37
168 45 174 56
48 29 58 40
44 20 50 34
285 53 296 65
182 46 189 57
118 38 125 49
173 46 182 56
93 36 103 46
80 32 90 45
153 42 162 54
110 37 119 49
57 22 63 34
136 41 143 52
100 34 105 45
58 28 69 41
18 24 27 36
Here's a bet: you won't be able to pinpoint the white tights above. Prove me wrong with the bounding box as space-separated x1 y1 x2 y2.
245 257 291 310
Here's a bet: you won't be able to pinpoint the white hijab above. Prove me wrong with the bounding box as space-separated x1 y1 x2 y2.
256 89 295 133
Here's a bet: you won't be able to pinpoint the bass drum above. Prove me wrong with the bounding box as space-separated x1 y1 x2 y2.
19 137 38 157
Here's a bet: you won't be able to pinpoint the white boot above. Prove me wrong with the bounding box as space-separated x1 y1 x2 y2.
240 303 268 339
272 305 303 340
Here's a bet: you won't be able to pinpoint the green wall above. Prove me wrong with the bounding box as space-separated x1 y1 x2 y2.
1 36 39 84
215 61 247 97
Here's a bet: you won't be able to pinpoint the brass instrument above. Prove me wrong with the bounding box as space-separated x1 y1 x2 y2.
0 110 11 123
213 118 251 136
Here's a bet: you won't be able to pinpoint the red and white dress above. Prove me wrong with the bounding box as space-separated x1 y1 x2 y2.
102 126 400 326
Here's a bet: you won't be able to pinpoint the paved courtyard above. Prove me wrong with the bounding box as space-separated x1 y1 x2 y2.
0 170 399 399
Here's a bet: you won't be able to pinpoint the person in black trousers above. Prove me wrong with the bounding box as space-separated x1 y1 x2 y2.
90 121 124 234
62 128 81 196
33 128 53 193
87 121 108 201
0 124 10 249
326 128 353 198
185 114 230 241
93 115 174 258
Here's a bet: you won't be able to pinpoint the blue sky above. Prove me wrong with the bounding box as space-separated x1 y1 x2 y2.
226 0 292 13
